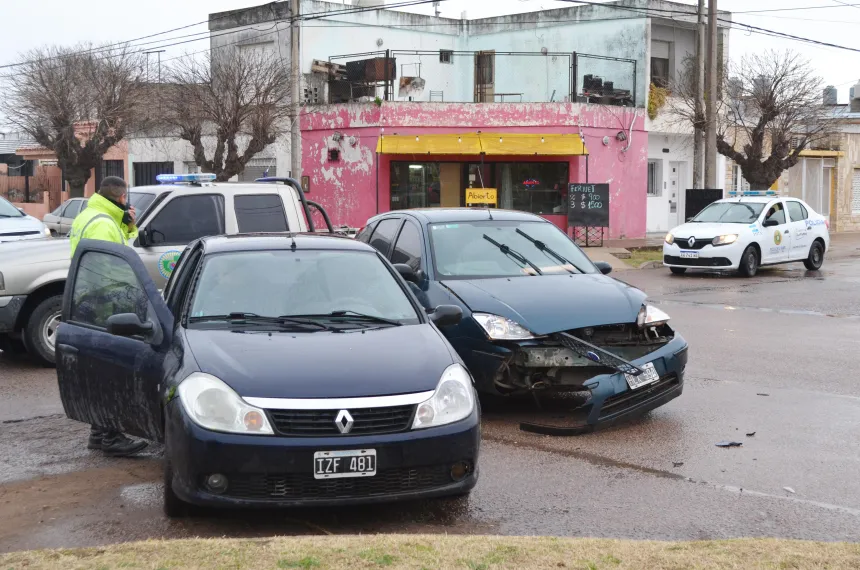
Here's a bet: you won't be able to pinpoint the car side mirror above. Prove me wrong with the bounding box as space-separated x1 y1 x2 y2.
429 305 462 327
136 226 149 247
393 263 420 284
594 261 613 275
762 219 778 228
106 313 154 339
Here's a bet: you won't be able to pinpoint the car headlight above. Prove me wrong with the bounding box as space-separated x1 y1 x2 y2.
177 372 273 435
665 233 674 245
636 304 671 329
473 313 534 340
413 363 476 429
42 226 51 236
712 234 738 246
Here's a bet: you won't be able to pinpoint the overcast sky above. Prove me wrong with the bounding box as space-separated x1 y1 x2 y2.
1 0 859 102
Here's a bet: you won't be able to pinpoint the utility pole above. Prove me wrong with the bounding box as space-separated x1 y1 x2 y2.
290 0 302 180
693 0 705 189
704 0 718 189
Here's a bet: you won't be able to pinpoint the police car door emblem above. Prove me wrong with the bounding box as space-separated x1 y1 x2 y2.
335 410 354 434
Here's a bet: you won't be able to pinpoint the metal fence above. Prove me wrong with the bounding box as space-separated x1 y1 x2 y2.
321 50 638 107
0 167 64 209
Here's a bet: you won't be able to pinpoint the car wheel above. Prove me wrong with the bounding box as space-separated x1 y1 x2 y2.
739 246 759 278
803 241 824 271
670 267 687 275
163 461 189 519
24 295 62 367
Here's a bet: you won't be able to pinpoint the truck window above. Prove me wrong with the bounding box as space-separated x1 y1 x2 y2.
234 194 289 233
147 195 226 246
391 221 423 271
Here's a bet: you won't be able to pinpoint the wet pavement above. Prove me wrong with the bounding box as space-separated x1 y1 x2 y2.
2 246 860 551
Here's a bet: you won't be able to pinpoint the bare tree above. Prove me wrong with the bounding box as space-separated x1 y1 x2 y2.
671 50 838 189
159 49 291 181
3 44 148 197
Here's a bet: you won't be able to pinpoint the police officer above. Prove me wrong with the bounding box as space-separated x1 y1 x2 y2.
68 176 148 457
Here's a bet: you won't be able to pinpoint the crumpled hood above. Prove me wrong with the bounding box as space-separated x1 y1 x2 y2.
184 324 456 399
441 274 647 335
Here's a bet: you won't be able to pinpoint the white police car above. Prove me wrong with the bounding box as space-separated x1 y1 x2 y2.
663 192 830 277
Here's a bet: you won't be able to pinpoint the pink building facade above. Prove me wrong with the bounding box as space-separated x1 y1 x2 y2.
301 102 647 239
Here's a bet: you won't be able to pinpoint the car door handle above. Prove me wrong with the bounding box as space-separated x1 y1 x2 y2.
784 230 790 234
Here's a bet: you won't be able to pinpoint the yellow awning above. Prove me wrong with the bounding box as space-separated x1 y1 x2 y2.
375 133 587 156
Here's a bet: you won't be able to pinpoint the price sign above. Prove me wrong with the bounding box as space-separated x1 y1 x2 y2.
568 183 609 227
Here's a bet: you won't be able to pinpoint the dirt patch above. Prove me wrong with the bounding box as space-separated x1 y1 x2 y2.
3 535 860 569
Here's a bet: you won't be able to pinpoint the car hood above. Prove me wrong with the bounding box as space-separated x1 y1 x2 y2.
0 216 46 241
441 274 647 335
184 324 456 399
0 236 69 261
670 222 748 238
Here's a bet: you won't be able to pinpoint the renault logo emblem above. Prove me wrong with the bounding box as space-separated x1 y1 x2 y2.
688 237 696 248
334 410 354 434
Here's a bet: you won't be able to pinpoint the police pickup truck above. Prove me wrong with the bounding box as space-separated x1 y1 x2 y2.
0 174 335 365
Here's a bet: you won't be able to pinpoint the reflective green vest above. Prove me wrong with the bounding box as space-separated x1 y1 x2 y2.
69 193 139 256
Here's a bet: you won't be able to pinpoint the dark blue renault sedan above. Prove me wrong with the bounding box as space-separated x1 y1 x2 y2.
358 209 688 433
55 234 478 516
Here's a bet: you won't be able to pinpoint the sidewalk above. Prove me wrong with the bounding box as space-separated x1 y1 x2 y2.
583 247 632 271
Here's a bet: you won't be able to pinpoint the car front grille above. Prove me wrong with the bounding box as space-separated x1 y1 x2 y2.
220 465 454 500
664 255 732 267
267 405 416 436
673 237 713 250
599 374 680 420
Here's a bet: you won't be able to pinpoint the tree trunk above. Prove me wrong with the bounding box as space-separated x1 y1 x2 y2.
66 170 90 198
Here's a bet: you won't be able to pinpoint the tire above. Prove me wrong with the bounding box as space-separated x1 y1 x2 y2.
670 267 687 275
0 337 28 359
803 241 824 271
739 246 759 278
24 295 62 367
163 461 189 519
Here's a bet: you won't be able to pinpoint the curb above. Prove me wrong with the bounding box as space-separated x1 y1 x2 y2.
638 261 663 269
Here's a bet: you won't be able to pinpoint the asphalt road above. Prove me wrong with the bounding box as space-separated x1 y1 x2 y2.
2 242 860 552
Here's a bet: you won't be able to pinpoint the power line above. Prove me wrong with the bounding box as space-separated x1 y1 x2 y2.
830 0 860 11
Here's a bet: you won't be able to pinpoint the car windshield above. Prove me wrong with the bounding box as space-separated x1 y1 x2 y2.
692 202 765 223
188 249 420 326
0 196 24 218
429 220 597 278
129 192 156 217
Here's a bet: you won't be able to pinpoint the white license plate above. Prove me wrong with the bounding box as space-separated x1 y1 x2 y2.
679 251 699 259
625 362 660 390
313 449 376 479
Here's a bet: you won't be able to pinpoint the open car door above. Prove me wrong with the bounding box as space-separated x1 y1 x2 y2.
56 239 174 441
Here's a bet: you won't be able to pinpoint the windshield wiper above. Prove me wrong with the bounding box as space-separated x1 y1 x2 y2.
188 312 330 330
482 234 543 275
286 310 403 327
514 228 582 274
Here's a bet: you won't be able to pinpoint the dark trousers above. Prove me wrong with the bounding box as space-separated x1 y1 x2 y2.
90 425 120 438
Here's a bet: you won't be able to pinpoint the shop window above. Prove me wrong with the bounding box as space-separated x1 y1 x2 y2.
495 162 569 215
390 162 442 210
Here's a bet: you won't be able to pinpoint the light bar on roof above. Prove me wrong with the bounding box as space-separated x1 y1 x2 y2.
156 173 217 184
727 190 776 196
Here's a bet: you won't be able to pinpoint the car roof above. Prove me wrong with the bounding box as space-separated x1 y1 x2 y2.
373 208 548 224
130 182 291 196
198 232 375 255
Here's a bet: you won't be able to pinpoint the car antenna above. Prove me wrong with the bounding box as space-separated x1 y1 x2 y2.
290 232 297 251
486 205 494 220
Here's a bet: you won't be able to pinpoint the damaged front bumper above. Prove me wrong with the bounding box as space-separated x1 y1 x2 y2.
456 326 688 433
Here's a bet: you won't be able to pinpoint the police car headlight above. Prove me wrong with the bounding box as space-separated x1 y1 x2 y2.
665 233 674 245
42 226 52 236
178 373 273 435
413 364 476 429
473 313 534 340
712 234 738 246
637 304 671 329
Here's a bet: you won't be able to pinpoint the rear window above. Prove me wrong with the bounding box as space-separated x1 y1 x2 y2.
234 194 289 232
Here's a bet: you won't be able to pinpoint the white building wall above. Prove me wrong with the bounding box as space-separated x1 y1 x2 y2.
647 133 693 233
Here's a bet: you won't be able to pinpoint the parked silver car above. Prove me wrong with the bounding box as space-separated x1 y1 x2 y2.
0 195 52 243
42 198 88 236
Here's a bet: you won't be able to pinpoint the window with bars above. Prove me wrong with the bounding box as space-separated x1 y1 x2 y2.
647 160 661 197
852 169 860 214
